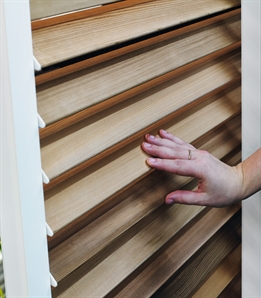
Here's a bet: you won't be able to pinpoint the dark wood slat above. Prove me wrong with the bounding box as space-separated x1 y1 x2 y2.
149 210 241 298
218 271 241 297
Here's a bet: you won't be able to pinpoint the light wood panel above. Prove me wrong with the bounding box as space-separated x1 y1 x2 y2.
30 0 118 20
44 86 241 233
33 2 242 296
49 118 241 295
32 0 240 67
113 206 241 297
40 55 241 181
36 15 240 125
150 210 241 298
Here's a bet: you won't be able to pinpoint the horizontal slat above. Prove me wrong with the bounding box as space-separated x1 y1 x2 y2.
53 205 204 297
32 0 240 67
114 205 240 298
36 15 240 126
31 0 154 29
192 245 241 297
149 211 241 298
218 271 241 297
41 54 241 181
30 0 119 20
44 86 241 233
48 140 241 291
35 8 241 86
54 205 241 297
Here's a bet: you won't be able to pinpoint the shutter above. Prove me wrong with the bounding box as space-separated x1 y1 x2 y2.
32 0 241 296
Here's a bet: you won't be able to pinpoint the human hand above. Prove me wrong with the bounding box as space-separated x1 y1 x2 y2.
141 129 243 207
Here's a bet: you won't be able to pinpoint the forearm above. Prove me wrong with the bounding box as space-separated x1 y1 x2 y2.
236 148 261 200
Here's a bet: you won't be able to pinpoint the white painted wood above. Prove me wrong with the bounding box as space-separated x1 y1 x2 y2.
0 0 51 296
242 0 261 297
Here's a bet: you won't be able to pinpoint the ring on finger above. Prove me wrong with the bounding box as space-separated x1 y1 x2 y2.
188 149 192 160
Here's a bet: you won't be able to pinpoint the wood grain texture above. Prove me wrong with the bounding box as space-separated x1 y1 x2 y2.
192 245 241 297
35 9 241 86
36 16 240 125
150 210 241 298
40 55 241 181
48 135 241 286
30 0 118 20
32 0 240 67
49 143 241 294
112 207 240 297
54 204 204 297
44 87 241 233
31 0 154 29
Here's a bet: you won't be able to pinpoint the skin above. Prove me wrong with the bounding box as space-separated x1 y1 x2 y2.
141 129 261 207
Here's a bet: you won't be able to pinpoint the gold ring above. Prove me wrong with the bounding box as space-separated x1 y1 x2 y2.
188 149 191 160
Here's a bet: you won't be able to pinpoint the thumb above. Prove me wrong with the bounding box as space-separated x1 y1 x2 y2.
165 190 205 206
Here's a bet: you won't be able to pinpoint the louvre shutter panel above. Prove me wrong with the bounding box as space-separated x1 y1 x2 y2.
32 0 241 296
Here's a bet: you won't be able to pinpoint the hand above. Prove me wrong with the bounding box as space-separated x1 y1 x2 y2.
141 129 243 207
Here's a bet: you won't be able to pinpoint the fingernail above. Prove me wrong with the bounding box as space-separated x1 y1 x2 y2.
148 158 156 163
161 129 167 134
166 198 175 204
148 134 155 140
143 142 152 148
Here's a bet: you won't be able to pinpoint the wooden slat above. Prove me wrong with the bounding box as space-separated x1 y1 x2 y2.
30 0 119 20
35 8 241 86
44 87 241 234
218 271 241 297
53 204 204 297
192 245 241 297
40 55 241 181
54 206 241 297
31 0 154 29
32 0 240 67
149 210 241 298
109 153 241 297
36 15 240 126
48 140 241 291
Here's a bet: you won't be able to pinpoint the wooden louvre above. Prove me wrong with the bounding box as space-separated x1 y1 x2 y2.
32 0 242 296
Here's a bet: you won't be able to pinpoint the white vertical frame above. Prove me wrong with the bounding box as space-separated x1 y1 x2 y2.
242 0 261 297
0 0 51 296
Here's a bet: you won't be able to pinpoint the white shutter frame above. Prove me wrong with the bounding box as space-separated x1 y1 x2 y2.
0 0 51 296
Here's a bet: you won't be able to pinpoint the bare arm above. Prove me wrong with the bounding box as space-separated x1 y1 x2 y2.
141 129 261 207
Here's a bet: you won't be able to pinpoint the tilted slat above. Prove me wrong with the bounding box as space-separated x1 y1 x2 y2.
36 15 240 125
113 208 241 298
32 0 240 67
44 86 241 234
54 206 241 297
40 54 241 181
35 8 241 86
53 205 204 297
150 211 241 298
192 245 241 297
48 115 241 292
30 0 119 20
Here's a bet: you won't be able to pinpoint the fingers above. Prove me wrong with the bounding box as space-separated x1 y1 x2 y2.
146 157 200 178
159 130 195 150
142 141 197 160
165 190 207 206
